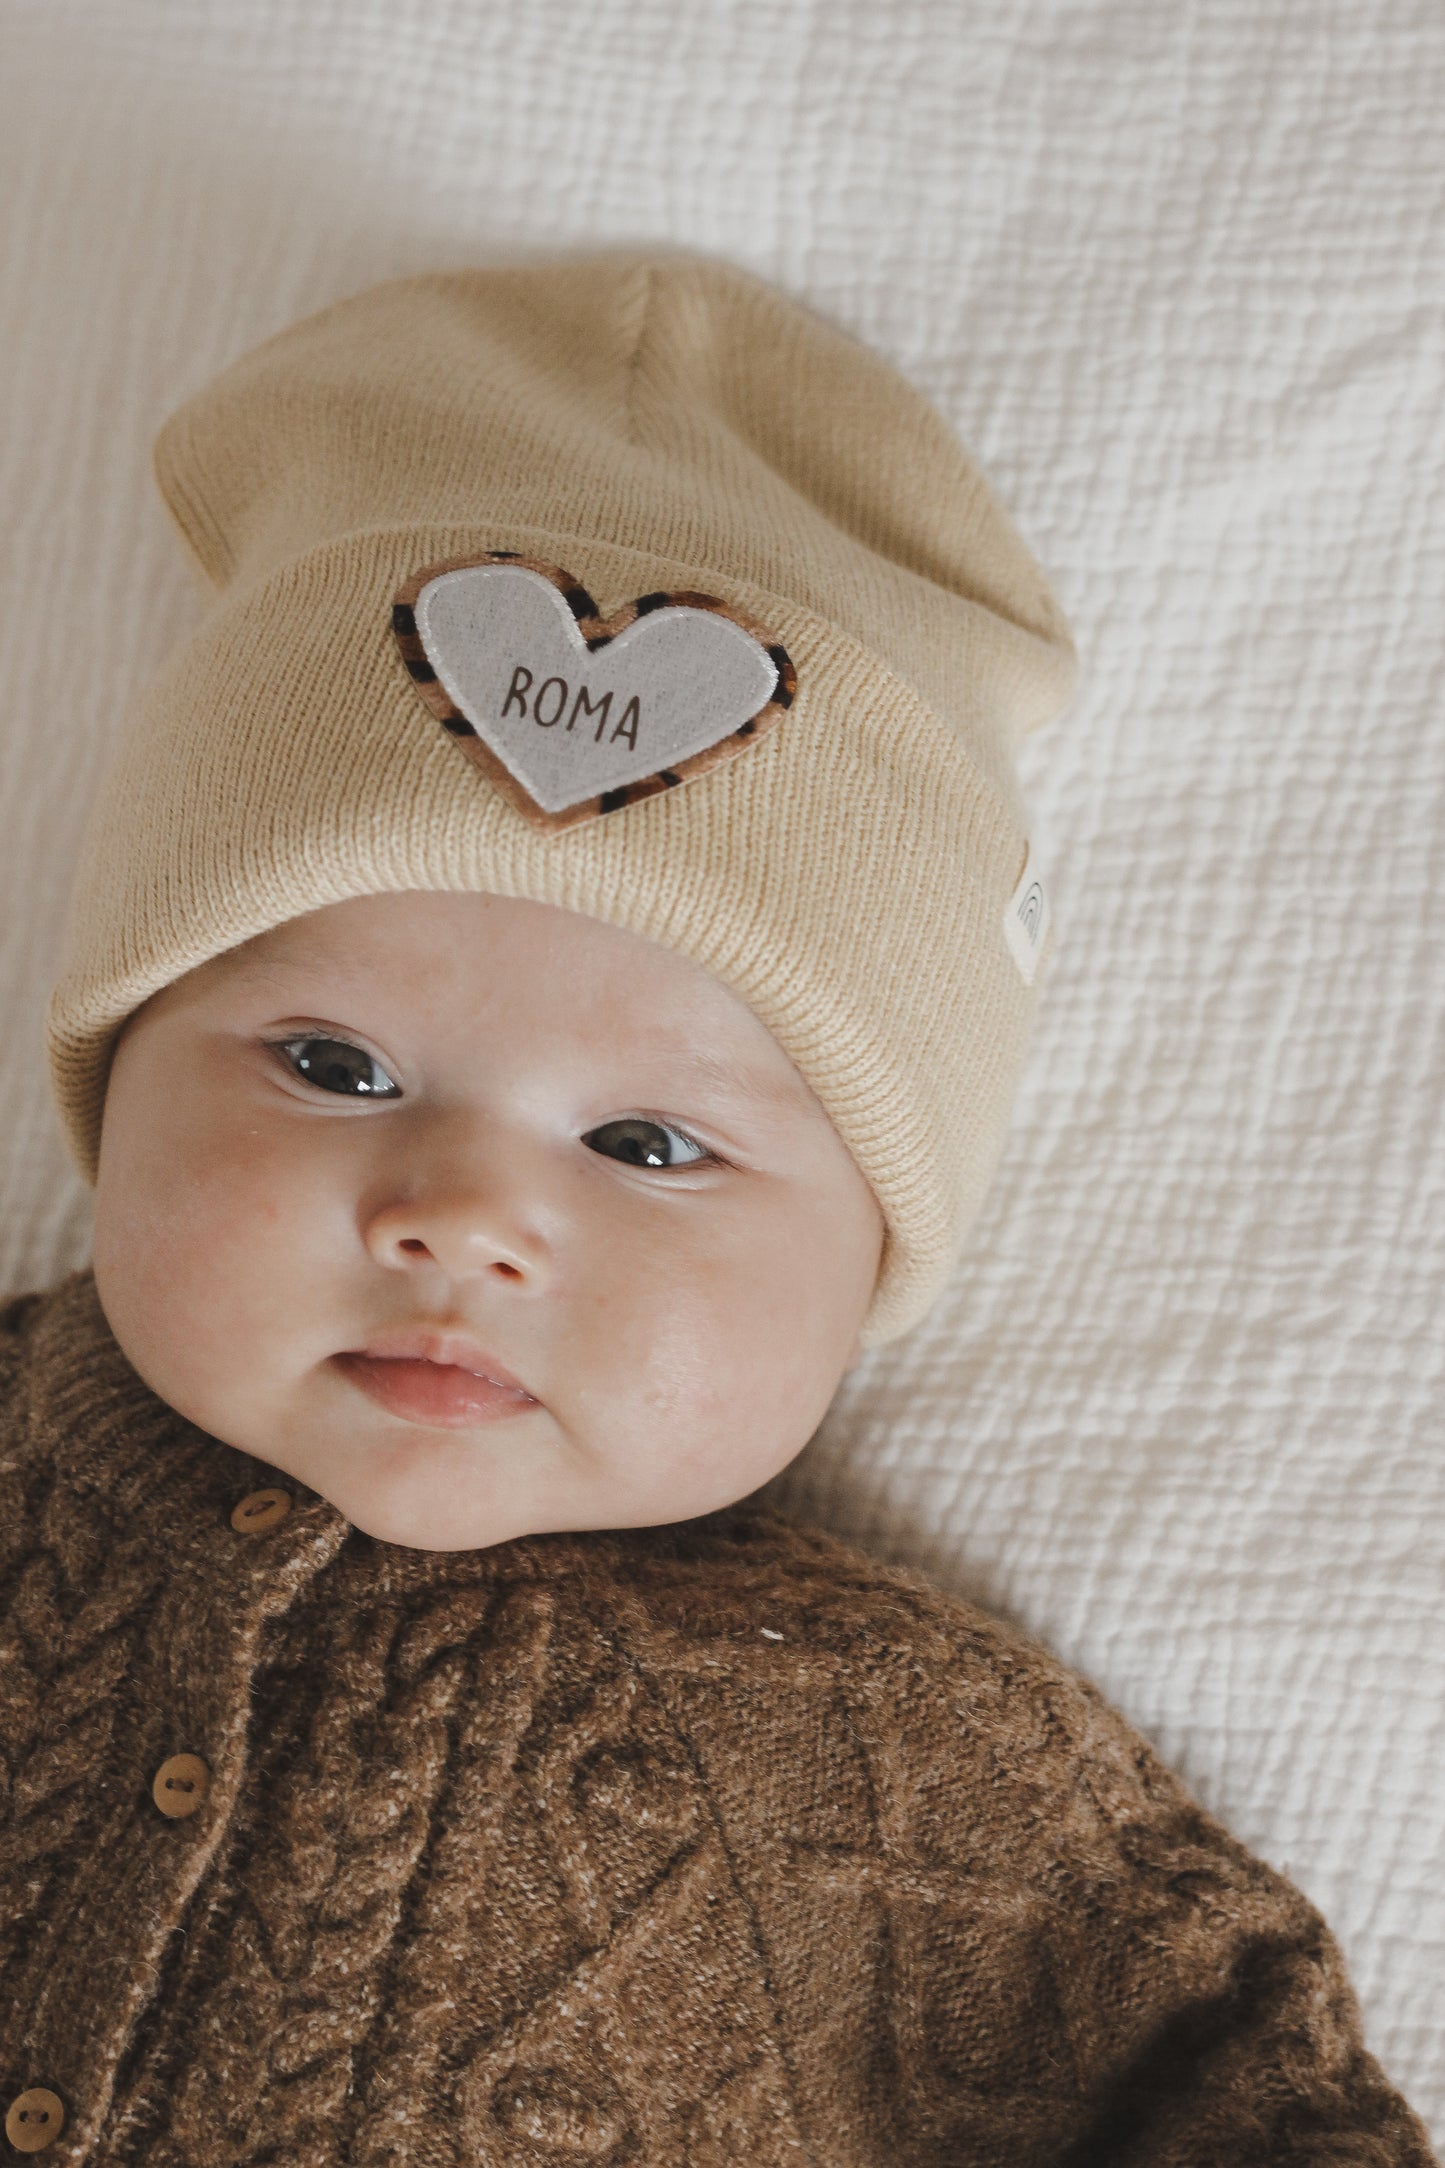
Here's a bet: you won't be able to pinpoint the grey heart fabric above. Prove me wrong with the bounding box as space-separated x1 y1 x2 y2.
414 565 780 814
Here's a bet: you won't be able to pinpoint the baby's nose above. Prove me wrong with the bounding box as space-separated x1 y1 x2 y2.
362 1191 552 1288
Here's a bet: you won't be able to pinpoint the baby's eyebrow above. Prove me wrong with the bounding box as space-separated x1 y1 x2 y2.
219 944 303 987
658 1044 813 1118
220 947 809 1117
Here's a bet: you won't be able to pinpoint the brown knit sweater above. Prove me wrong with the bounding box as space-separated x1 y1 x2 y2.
0 1270 1435 2166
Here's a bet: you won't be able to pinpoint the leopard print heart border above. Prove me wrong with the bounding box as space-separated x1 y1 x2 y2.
392 552 797 832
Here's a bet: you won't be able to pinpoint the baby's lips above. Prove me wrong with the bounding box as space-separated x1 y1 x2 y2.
333 1350 539 1428
344 1323 535 1396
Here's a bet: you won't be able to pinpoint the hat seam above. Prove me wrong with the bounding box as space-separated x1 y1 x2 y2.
152 402 234 593
621 259 657 451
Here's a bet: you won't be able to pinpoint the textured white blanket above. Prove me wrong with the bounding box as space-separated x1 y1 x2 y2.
2 0 1440 2135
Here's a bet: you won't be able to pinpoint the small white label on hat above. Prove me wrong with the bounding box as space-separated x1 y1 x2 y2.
1003 841 1050 985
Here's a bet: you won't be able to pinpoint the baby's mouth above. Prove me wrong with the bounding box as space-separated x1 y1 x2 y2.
348 1324 530 1384
331 1351 539 1429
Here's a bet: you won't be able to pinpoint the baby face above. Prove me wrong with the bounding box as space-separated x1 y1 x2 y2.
91 890 884 1550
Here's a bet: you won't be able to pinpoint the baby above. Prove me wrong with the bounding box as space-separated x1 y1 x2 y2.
2 251 1434 2166
92 885 883 1555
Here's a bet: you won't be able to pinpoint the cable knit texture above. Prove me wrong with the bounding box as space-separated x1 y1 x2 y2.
0 1269 1435 2166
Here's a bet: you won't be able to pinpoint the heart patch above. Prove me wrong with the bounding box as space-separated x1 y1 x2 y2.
392 552 797 831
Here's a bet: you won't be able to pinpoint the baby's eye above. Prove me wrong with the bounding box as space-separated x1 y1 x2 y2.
582 1117 712 1169
275 1036 401 1098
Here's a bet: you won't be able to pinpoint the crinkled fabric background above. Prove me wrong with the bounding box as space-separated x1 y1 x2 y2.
1 0 1440 2135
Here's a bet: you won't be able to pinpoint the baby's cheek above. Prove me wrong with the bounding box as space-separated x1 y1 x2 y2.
153 1141 295 1306
576 1223 830 1521
101 1114 313 1417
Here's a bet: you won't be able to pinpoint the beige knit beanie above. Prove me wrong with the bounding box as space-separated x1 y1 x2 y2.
45 248 1078 1346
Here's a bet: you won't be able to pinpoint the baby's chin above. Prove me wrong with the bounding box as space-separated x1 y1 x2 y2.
231 1422 718 1554
321 1458 775 1552
249 1422 553 1553
290 1481 723 1555
323 1490 539 1553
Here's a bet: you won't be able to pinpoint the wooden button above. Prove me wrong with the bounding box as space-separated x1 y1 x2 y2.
5 2089 64 2152
230 1486 292 1535
152 1752 211 1819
